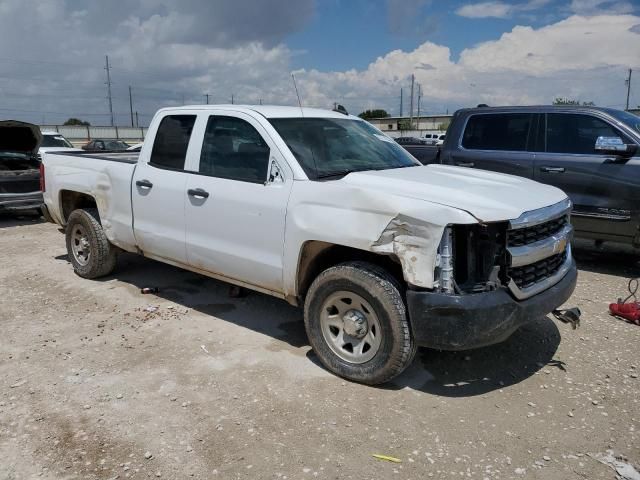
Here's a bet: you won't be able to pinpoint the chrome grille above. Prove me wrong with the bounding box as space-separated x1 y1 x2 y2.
508 215 568 247
507 251 567 290
505 199 573 300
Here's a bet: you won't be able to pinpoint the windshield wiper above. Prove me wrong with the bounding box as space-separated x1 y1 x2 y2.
315 169 361 179
316 164 416 180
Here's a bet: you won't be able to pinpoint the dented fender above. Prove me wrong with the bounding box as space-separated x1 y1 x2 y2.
283 180 479 297
370 215 446 288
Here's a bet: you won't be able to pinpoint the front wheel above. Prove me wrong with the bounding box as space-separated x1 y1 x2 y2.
65 208 117 279
304 261 416 385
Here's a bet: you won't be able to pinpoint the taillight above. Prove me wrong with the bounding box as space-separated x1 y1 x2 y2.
39 163 45 192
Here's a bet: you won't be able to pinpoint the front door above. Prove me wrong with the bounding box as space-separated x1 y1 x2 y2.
184 112 292 293
132 114 197 264
450 112 536 178
534 112 640 241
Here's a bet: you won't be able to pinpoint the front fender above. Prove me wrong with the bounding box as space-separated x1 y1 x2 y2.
282 181 479 297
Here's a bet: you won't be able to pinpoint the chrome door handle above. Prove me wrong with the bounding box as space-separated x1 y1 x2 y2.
540 166 565 173
135 179 153 189
187 188 209 199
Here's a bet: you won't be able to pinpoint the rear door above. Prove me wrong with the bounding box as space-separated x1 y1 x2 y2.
534 112 640 240
183 111 293 293
132 114 197 264
450 112 536 178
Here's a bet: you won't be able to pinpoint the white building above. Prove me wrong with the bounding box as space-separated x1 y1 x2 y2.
366 114 453 135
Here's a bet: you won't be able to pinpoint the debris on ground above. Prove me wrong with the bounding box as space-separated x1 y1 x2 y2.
141 287 160 294
590 451 640 480
372 454 401 463
551 307 581 329
609 278 640 326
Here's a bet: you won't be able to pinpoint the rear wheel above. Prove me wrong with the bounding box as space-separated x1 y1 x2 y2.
65 208 117 278
304 261 416 385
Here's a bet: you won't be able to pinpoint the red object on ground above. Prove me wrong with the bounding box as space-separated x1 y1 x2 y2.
609 302 640 325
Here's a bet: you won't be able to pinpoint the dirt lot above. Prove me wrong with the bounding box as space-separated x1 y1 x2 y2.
1 214 639 480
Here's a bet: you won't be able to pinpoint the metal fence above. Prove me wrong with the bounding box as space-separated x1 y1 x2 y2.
39 125 147 144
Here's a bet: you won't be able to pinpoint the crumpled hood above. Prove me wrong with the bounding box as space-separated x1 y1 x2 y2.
343 164 568 222
0 120 42 155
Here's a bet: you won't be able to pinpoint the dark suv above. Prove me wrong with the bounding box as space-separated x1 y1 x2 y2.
440 106 640 249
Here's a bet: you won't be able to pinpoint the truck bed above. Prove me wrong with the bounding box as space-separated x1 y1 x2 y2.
42 149 139 251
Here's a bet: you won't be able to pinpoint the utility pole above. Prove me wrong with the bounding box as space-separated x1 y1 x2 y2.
104 55 114 127
204 93 209 104
625 69 633 111
400 88 403 117
231 93 234 105
128 86 134 127
135 111 139 128
416 83 422 130
409 74 415 129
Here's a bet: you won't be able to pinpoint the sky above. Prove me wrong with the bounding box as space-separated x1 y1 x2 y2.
0 0 638 125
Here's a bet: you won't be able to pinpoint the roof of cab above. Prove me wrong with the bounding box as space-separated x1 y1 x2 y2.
156 104 357 120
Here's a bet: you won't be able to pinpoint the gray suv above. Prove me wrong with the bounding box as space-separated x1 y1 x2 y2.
440 106 640 249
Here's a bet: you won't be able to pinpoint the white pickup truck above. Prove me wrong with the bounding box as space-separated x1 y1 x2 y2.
42 105 577 384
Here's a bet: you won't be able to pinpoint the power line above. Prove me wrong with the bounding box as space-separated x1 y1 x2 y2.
0 106 153 116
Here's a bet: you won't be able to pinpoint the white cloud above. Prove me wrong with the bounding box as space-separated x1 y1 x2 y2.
0 1 637 124
456 0 554 19
294 14 640 112
569 0 636 15
456 2 514 18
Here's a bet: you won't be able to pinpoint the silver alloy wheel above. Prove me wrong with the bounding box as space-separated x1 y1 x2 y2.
71 224 91 266
319 290 382 364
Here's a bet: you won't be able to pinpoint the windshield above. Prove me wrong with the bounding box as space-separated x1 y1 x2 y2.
41 134 73 148
269 118 420 179
608 109 640 134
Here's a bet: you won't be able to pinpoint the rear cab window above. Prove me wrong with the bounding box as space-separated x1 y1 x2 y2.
462 113 534 151
150 115 196 170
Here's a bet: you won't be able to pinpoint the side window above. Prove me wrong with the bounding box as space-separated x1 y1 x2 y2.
546 113 623 155
462 113 533 151
150 115 196 170
199 116 270 183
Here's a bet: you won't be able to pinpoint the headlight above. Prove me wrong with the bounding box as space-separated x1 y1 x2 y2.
434 226 455 293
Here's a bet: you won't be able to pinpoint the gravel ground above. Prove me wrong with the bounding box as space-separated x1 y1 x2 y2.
1 214 639 480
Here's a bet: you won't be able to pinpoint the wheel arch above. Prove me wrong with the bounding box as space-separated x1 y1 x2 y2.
293 240 404 305
59 190 98 223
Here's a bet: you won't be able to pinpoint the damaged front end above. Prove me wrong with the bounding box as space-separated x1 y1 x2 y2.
433 222 506 295
407 199 579 350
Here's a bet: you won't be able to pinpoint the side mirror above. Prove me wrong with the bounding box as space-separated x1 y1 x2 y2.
267 159 284 185
595 136 637 157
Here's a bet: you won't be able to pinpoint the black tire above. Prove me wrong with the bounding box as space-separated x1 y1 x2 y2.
65 208 117 279
304 261 416 385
